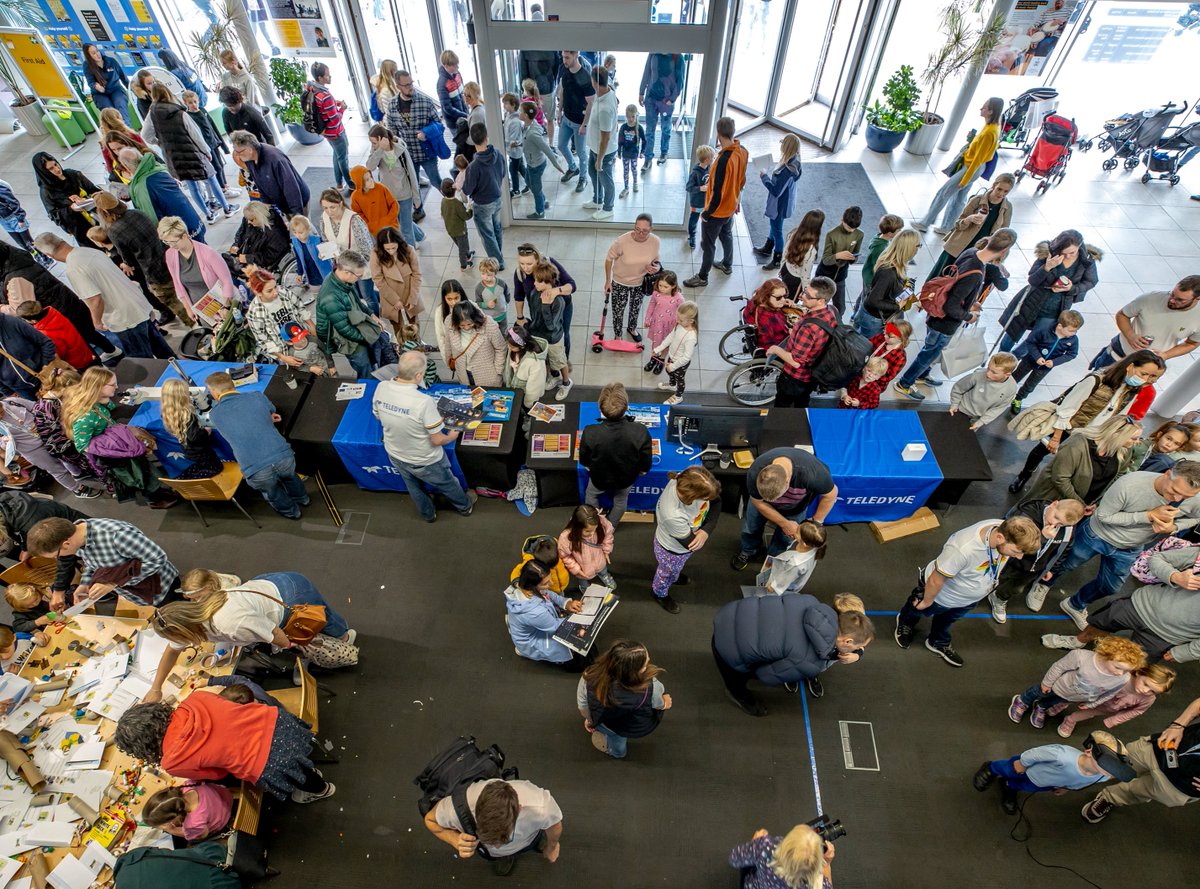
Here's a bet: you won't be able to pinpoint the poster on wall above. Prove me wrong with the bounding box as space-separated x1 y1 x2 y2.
265 0 334 56
985 0 1079 76
34 0 171 76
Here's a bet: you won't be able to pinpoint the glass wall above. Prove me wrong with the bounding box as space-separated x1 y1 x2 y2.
489 0 711 23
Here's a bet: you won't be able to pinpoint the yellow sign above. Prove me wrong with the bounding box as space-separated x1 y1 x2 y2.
0 30 74 102
274 19 305 50
131 0 153 24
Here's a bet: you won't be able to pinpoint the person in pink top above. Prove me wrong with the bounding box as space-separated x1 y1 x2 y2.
1050 662 1176 738
141 781 234 841
557 504 616 594
603 214 661 343
157 216 236 323
642 270 682 354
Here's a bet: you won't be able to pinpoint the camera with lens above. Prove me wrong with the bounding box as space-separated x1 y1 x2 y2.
806 814 846 844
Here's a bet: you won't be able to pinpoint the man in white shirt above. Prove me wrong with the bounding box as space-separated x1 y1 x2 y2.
371 351 475 522
424 777 563 877
895 516 1040 667
1090 277 1200 369
33 232 171 359
581 67 619 220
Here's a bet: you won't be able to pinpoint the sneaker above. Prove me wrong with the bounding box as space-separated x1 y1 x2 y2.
687 238 695 249
655 594 681 614
223 186 242 198
490 856 517 876
1010 398 1022 415
989 591 1008 624
1026 582 1050 612
223 203 241 217
526 212 545 219
724 689 766 717
554 380 573 401
545 375 562 391
205 210 218 224
633 183 640 192
925 638 964 667
641 158 652 172
715 262 734 275
561 169 578 182
933 226 951 236
1057 722 1075 739
574 181 587 194
1030 704 1047 729
1081 796 1114 824
783 682 799 694
460 261 474 270
894 382 925 401
918 376 944 388
806 676 824 698
592 209 614 220
973 762 996 791
894 613 914 649
1047 702 1070 717
1041 633 1085 650
1060 597 1089 630
73 486 102 499
460 490 479 516
730 551 754 571
657 156 667 165
683 275 708 288
582 200 601 210
664 394 682 405
291 782 336 804
1001 784 1019 815
590 730 609 754
619 187 629 198
911 221 929 232
596 569 617 590
1008 695 1028 723
656 381 676 391
341 629 357 645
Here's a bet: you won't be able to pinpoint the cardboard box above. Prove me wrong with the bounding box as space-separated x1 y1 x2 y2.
870 507 940 543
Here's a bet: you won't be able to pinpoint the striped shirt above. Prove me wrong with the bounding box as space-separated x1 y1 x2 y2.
309 84 344 139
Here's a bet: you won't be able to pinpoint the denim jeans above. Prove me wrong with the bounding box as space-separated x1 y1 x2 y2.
345 345 373 379
93 88 130 124
920 167 982 229
328 131 352 189
527 161 548 214
738 499 804 558
590 150 616 210
264 570 349 638
185 176 230 216
115 319 176 359
585 479 631 526
388 452 469 520
767 215 786 252
397 197 424 245
357 277 379 315
1018 684 1067 711
558 117 588 185
643 107 673 158
246 453 309 518
687 209 700 241
472 199 503 264
852 304 885 338
594 723 628 759
416 154 441 188
898 328 954 388
1051 517 1141 610
897 589 974 647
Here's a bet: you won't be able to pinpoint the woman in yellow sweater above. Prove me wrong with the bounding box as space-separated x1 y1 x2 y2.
914 97 1003 236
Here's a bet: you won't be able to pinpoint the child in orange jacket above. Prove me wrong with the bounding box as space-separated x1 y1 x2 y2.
349 165 399 236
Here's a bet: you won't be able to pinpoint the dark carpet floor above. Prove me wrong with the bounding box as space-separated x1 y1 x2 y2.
2 393 1195 888
742 162 888 252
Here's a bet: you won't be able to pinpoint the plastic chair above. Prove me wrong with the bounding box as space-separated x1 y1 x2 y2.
156 462 262 528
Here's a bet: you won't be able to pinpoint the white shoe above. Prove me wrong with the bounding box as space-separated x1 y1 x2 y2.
988 591 1007 624
223 186 242 198
1042 633 1085 651
656 382 675 391
664 394 682 405
911 221 929 232
341 629 357 645
545 375 562 391
290 782 336 804
1026 582 1049 612
933 226 951 236
554 381 573 401
1060 597 1089 630
581 201 601 210
592 209 614 220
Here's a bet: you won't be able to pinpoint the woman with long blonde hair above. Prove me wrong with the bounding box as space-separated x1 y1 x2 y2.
369 59 398 116
757 134 804 272
856 228 920 338
730 822 833 888
160 378 220 479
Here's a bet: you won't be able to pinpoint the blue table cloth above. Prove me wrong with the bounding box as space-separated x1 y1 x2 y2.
806 408 943 524
575 402 694 511
129 360 277 477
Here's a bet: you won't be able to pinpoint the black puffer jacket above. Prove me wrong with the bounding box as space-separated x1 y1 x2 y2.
147 102 213 182
232 210 292 271
0 242 97 343
0 491 86 555
999 241 1101 341
713 594 839 684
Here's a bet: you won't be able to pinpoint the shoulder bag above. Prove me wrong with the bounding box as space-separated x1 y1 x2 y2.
447 331 479 372
240 587 327 646
0 344 72 391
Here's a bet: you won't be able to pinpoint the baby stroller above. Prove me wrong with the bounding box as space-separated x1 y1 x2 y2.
1142 121 1200 186
1013 113 1077 194
1079 100 1189 171
1000 87 1058 152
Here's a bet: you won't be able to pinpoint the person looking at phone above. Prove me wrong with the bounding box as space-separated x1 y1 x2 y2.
997 229 1099 353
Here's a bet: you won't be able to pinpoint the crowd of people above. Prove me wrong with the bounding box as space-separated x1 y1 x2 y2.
0 42 1197 889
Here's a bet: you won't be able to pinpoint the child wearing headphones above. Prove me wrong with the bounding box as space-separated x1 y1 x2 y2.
973 731 1136 814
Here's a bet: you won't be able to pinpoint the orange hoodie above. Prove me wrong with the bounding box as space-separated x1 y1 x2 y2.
704 139 748 219
349 165 399 236
161 692 276 783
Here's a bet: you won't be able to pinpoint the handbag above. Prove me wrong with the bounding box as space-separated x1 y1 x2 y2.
640 262 665 295
447 331 479 372
242 588 327 646
301 634 359 668
937 323 987 379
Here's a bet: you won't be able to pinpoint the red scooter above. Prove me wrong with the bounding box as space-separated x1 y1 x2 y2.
591 288 645 354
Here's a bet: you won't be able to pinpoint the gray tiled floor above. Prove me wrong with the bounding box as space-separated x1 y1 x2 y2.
1 118 1197 409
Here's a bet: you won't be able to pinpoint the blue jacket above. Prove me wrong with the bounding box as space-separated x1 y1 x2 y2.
208 390 292 477
761 159 802 221
504 584 572 663
247 144 311 217
147 170 206 242
0 180 28 233
713 594 839 684
89 55 128 99
1013 325 1079 366
0 315 55 397
686 163 709 210
436 66 468 127
292 234 332 286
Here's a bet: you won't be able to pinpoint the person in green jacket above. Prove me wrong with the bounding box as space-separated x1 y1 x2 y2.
316 251 377 380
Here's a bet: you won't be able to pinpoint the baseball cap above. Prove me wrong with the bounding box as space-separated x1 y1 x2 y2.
281 321 308 344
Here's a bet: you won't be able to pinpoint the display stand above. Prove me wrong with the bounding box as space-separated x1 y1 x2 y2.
0 28 97 159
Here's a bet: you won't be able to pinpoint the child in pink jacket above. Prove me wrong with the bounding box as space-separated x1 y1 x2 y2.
557 504 616 593
642 270 683 352
1049 663 1176 738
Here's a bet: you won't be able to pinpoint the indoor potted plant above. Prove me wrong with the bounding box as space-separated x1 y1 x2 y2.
905 0 1004 156
863 66 922 153
0 0 48 134
269 56 322 145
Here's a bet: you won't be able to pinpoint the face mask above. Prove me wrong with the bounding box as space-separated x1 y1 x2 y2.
1125 374 1143 388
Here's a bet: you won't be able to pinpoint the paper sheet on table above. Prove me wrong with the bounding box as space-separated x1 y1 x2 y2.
37 688 66 707
30 747 65 781
132 629 171 676
46 854 95 889
64 740 105 771
75 678 119 708
10 877 32 889
20 820 76 846
0 701 44 736
0 675 32 708
80 840 116 876
0 832 38 858
0 859 21 889
126 824 173 851
89 672 151 722
48 772 108 811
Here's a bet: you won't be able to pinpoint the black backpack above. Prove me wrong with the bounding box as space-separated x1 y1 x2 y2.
801 316 873 391
414 736 519 834
301 85 327 135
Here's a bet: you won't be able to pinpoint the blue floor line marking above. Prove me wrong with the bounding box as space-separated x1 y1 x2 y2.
799 684 823 815
864 611 1065 620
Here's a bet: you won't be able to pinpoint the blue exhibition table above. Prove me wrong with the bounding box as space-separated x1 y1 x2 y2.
806 408 943 524
575 402 693 512
129 360 277 477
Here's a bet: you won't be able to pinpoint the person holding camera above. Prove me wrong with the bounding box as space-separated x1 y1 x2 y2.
729 822 834 889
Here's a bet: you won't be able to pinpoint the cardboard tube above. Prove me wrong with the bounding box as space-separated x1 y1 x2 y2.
68 795 99 824
0 731 45 793
26 851 48 889
34 678 69 692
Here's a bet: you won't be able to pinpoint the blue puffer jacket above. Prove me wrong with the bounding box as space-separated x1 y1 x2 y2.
504 583 572 663
713 594 838 684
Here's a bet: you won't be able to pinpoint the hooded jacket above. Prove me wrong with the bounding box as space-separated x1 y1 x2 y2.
578 415 653 491
557 514 615 580
510 535 570 595
712 594 839 684
0 490 85 558
107 206 171 286
28 305 95 371
364 142 420 204
503 582 573 663
128 153 205 237
503 338 549 409
0 243 97 346
160 692 276 783
0 313 55 397
462 146 506 206
32 153 99 241
144 101 214 182
999 241 1101 340
349 166 399 236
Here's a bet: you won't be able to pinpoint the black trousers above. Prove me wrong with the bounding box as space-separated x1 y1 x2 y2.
1013 358 1051 400
774 373 817 409
712 636 755 703
698 214 733 278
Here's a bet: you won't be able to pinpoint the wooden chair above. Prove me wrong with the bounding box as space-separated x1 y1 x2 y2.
274 657 319 733
157 462 261 528
231 782 263 835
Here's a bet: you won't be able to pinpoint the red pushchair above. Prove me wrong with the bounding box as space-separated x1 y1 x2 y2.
1013 113 1077 194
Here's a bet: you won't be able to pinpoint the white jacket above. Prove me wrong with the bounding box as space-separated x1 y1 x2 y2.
655 324 697 371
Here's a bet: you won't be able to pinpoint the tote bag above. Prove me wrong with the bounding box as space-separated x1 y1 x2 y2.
938 324 988 379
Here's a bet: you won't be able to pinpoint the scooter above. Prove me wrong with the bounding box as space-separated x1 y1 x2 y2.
591 289 645 354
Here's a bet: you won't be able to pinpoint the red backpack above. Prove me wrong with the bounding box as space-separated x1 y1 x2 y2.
917 264 983 318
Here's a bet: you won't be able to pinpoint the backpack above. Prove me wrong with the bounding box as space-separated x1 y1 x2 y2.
113 843 242 889
414 735 519 832
800 316 873 391
917 264 983 318
301 85 327 135
1130 535 1199 584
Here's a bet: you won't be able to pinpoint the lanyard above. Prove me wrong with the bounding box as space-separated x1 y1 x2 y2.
984 525 999 584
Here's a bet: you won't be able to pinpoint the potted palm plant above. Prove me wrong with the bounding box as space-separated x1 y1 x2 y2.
269 57 322 145
0 0 49 134
863 66 922 153
905 0 1004 156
